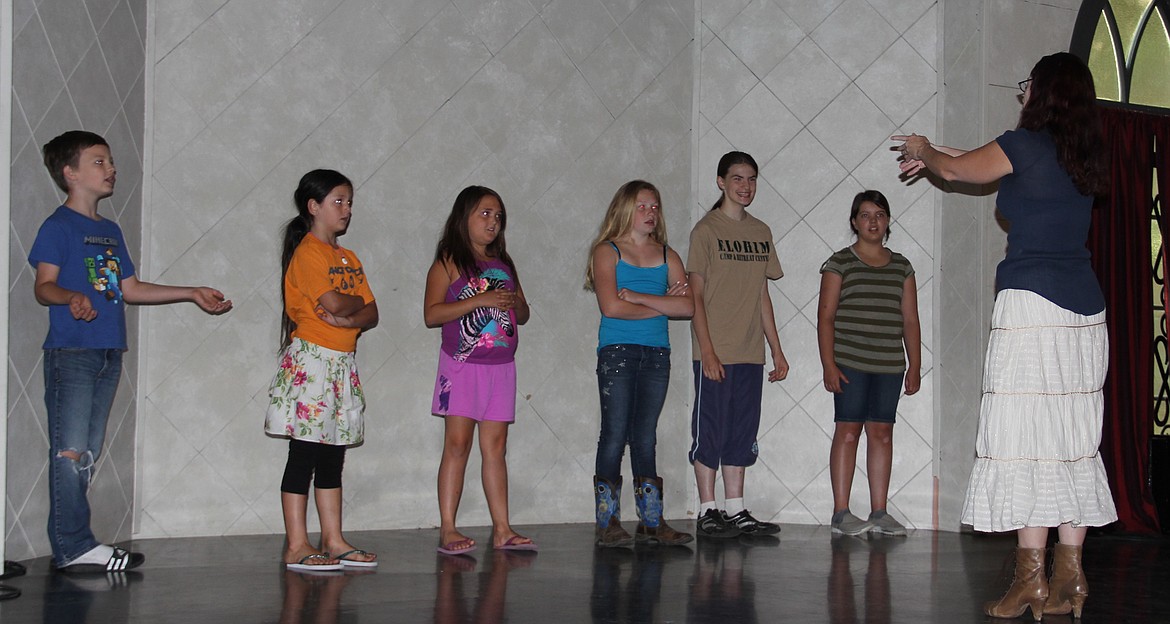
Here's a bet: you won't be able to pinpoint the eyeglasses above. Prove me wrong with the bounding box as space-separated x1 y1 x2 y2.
1018 78 1033 93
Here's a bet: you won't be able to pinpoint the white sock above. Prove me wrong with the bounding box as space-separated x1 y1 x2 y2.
725 497 744 514
700 501 718 515
67 544 113 566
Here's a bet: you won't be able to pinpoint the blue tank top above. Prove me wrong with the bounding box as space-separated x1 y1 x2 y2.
598 242 670 350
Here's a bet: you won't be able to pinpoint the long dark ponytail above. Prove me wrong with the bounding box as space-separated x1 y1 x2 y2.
279 169 353 351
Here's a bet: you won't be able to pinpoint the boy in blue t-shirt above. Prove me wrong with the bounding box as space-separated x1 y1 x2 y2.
29 130 233 573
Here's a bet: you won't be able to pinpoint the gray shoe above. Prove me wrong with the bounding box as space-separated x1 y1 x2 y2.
868 511 907 536
830 511 872 536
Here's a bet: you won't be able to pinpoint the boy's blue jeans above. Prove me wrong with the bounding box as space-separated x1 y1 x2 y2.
44 348 122 567
594 344 671 481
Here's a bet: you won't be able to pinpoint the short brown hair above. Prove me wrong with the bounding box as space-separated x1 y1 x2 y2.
42 130 108 193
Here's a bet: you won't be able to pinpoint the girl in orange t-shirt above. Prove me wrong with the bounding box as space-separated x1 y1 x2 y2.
265 169 379 572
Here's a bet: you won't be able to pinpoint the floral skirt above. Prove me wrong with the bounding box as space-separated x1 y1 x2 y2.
961 289 1116 531
265 338 365 445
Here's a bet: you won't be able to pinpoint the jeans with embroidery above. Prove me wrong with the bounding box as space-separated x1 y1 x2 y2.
595 344 671 480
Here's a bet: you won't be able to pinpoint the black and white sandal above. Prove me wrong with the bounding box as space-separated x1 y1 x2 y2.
57 547 145 574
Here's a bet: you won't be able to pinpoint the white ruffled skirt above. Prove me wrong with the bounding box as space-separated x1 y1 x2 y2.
961 289 1117 532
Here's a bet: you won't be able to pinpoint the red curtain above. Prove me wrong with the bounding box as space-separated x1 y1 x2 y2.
1087 106 1170 534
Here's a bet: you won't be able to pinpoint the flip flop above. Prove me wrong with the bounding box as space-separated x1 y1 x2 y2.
285 553 342 572
332 549 378 568
494 535 538 552
437 538 478 556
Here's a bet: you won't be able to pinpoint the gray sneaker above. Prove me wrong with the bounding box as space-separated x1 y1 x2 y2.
830 511 872 536
868 511 907 536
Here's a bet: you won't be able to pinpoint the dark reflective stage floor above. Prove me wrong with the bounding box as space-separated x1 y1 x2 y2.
0 523 1164 623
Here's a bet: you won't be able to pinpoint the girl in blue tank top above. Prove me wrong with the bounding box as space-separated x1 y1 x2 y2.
583 180 694 547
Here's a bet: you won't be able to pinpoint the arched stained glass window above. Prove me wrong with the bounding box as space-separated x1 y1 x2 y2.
1072 0 1170 108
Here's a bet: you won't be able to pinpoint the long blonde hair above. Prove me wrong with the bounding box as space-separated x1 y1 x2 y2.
583 180 667 291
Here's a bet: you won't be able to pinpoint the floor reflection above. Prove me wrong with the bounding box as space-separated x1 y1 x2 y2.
2 525 1165 623
688 535 777 623
434 550 536 624
278 567 371 624
828 534 899 624
591 544 692 623
41 570 140 623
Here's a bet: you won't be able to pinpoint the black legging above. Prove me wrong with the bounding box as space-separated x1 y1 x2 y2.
280 439 346 494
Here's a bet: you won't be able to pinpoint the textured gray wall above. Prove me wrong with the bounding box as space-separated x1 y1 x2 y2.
139 0 698 537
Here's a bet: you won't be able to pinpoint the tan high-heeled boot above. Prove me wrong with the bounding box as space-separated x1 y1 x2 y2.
984 547 1048 621
1044 543 1088 618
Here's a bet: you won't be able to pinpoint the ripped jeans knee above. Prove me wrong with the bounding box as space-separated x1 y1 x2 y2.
56 448 96 479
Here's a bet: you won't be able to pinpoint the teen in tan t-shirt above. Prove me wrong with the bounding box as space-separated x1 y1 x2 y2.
687 151 789 538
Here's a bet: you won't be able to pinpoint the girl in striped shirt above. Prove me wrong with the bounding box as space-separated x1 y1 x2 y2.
817 190 921 537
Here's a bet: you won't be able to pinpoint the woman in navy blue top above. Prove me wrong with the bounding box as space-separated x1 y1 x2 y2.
894 52 1113 620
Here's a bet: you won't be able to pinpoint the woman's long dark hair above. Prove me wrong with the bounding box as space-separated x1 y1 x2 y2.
1017 52 1107 196
435 185 517 280
711 151 759 210
279 169 352 351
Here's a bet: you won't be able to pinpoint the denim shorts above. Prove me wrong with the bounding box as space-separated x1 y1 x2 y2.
833 365 903 423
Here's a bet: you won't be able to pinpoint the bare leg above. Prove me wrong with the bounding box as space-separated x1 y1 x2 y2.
1017 526 1050 549
830 422 864 513
1056 522 1087 546
694 460 717 503
479 421 531 547
721 465 745 500
316 487 375 563
439 416 477 550
864 421 894 513
282 492 336 565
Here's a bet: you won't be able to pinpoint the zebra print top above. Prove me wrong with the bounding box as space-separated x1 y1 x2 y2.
441 259 518 364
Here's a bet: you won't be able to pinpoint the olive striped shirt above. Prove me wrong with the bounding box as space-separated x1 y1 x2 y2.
821 247 914 374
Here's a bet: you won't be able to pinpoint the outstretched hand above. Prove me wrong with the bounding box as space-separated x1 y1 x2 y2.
891 134 930 176
192 287 233 315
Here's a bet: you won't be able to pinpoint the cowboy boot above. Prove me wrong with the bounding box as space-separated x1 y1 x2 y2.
633 476 694 545
594 476 634 548
1044 543 1088 618
984 547 1048 621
